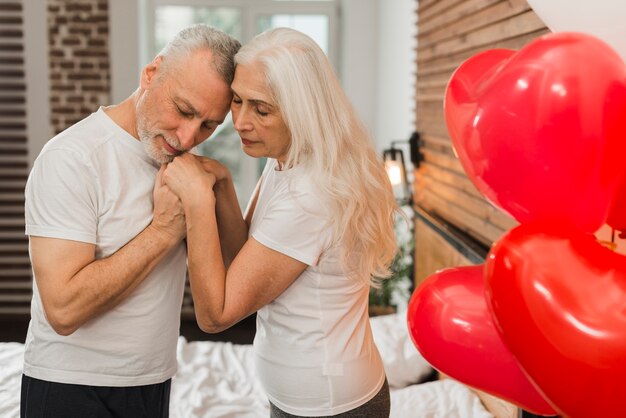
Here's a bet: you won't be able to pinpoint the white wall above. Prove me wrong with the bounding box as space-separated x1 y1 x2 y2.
339 0 378 138
374 0 417 152
338 0 416 167
109 0 142 103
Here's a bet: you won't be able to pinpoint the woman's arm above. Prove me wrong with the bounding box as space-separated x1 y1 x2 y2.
194 156 248 267
164 154 307 331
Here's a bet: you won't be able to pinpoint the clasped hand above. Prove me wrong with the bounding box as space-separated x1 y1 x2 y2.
151 154 224 240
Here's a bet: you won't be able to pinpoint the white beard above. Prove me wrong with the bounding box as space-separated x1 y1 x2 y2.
137 116 183 163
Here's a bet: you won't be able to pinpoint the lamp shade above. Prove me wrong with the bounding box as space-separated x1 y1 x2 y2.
383 147 410 203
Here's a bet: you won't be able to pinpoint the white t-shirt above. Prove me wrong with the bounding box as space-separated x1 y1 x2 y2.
23 107 187 387
248 159 386 416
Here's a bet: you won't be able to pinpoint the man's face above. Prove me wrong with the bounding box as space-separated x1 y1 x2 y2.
136 50 232 164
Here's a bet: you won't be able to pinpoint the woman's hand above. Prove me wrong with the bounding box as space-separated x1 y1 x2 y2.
152 165 186 242
194 155 237 198
163 153 216 207
195 155 232 182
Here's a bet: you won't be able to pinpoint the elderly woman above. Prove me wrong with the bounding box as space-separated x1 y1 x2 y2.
161 27 399 417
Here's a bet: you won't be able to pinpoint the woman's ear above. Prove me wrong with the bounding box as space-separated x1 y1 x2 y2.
140 56 164 89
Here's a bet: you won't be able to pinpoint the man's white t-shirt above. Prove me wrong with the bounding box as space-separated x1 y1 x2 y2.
248 159 386 416
23 107 187 387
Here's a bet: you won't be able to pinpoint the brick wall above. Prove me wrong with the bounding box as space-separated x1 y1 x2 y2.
48 0 110 135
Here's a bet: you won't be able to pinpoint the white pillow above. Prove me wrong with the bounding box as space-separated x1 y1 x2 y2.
370 311 434 388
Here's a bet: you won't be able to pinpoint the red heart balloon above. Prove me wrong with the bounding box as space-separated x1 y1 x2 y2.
607 177 626 234
445 32 626 233
407 265 555 415
485 223 626 418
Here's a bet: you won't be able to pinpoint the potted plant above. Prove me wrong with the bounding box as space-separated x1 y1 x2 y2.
369 205 414 316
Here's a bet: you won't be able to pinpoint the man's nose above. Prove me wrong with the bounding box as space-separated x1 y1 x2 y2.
176 121 200 150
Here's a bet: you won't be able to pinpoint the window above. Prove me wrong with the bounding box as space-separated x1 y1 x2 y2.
155 7 242 52
144 0 339 210
256 14 329 54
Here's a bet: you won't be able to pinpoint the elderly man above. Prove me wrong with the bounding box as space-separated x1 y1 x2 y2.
21 24 240 417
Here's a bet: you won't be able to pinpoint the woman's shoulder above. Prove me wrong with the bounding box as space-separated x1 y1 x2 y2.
260 169 327 220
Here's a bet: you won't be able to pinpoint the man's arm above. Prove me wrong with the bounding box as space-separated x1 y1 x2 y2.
30 226 179 336
31 166 185 336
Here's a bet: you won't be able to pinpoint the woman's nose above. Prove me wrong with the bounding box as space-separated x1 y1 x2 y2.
232 108 252 132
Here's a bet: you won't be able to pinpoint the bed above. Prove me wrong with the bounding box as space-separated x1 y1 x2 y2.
0 313 495 418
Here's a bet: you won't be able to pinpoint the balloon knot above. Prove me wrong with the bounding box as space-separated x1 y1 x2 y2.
598 240 618 251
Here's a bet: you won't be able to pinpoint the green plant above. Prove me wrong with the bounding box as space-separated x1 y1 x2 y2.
369 205 414 312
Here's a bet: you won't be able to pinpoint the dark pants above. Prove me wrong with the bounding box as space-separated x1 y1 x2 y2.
20 374 171 418
270 378 390 418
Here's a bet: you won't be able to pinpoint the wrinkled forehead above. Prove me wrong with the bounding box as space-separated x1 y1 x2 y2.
165 52 233 119
232 62 275 102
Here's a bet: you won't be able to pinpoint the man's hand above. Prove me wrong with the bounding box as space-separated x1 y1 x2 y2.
163 154 217 207
152 164 186 242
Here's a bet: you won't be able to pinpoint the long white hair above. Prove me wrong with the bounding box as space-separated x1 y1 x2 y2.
236 27 399 285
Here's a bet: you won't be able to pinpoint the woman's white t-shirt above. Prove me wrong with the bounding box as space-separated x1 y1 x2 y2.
247 159 386 416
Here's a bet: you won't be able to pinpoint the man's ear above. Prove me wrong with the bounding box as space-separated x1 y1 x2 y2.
140 56 163 89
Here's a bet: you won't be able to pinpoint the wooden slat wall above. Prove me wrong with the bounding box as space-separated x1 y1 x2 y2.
414 0 549 247
413 3 550 416
0 0 30 314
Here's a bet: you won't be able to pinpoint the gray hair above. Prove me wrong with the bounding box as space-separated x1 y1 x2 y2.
158 24 241 85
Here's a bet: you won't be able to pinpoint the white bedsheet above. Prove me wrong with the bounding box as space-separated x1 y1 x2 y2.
0 337 493 418
171 339 268 418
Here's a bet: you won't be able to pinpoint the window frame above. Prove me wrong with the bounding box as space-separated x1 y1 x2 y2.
138 0 341 212
142 0 340 71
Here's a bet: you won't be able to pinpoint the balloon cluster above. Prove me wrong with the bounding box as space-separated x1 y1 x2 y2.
408 4 626 418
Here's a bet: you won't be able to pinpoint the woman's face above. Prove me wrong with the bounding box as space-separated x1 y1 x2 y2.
230 63 291 162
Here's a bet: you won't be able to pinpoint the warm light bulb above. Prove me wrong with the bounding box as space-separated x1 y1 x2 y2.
385 162 403 186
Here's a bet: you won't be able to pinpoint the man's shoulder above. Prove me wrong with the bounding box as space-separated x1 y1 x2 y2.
41 111 115 159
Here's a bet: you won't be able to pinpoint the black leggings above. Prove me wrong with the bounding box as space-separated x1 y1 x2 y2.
20 374 171 418
269 378 390 418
